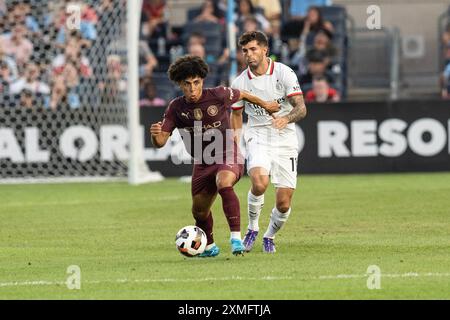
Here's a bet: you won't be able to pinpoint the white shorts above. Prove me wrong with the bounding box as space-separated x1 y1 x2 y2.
244 132 299 189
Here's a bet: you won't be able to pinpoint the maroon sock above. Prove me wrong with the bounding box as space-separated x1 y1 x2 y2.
195 212 214 245
218 187 241 232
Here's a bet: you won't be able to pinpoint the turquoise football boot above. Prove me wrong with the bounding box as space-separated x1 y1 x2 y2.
230 239 245 256
198 244 220 258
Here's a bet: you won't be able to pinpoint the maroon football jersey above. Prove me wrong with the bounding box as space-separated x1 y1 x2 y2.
161 86 242 165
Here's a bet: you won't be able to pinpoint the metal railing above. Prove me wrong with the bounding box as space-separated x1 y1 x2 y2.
346 26 401 100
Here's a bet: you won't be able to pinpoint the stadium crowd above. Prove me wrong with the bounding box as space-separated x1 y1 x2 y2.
141 0 343 105
1 0 449 109
0 0 129 110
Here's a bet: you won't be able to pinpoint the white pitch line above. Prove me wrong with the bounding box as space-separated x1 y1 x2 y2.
0 276 292 288
318 272 450 280
1 273 450 288
2 196 186 208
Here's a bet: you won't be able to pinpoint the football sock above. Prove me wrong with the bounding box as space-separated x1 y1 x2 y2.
218 186 241 233
263 207 291 239
195 211 214 245
230 231 241 241
248 191 264 231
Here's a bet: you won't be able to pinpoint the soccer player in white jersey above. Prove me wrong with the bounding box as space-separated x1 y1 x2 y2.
230 31 307 253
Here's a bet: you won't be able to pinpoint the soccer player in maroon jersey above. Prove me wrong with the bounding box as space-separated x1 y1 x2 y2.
150 55 279 256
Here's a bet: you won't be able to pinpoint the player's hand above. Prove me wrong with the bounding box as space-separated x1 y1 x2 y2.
150 122 163 137
272 115 289 130
263 101 280 114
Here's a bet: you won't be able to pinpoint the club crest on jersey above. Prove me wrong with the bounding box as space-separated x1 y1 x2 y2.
207 105 219 117
276 80 283 91
193 108 203 120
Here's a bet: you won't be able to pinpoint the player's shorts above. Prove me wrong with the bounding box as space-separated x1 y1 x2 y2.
191 162 244 196
245 131 299 189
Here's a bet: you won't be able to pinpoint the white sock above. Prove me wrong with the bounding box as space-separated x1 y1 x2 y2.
230 232 241 241
248 191 264 231
206 243 216 250
264 207 291 239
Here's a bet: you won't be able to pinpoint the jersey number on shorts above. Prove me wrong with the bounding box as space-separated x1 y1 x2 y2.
290 157 298 172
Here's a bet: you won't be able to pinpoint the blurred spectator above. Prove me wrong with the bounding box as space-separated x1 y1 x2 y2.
299 50 335 92
250 0 281 24
141 0 167 39
54 2 98 49
52 36 93 78
0 0 6 16
441 63 450 99
442 22 450 65
0 60 12 96
236 0 271 34
301 6 334 47
186 31 229 70
139 41 158 78
4 1 41 35
193 0 225 25
140 77 166 107
99 55 126 105
19 89 35 108
289 0 332 19
58 60 86 109
308 29 337 59
242 16 259 33
46 75 69 110
305 76 340 103
0 45 18 82
188 43 207 60
0 22 33 69
10 62 50 96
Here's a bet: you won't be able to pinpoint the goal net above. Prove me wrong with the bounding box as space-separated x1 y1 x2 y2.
0 0 162 184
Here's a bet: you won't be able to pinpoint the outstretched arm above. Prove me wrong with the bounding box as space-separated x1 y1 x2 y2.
272 94 307 129
230 108 244 143
239 90 280 114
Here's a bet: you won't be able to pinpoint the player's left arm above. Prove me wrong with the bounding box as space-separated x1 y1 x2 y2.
272 94 307 129
272 66 307 129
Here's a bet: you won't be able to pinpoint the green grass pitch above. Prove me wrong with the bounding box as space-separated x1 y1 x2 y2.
0 173 449 299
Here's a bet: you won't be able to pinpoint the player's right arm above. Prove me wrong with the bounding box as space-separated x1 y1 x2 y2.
151 101 177 148
150 122 171 148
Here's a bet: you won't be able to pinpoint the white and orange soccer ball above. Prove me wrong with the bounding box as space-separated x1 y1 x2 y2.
175 226 207 257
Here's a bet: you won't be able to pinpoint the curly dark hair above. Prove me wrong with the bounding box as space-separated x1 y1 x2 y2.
167 55 209 83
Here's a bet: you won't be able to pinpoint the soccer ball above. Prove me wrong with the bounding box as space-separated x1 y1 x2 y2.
175 226 207 257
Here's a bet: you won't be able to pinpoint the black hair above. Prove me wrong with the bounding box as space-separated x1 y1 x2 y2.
167 55 209 83
238 30 269 47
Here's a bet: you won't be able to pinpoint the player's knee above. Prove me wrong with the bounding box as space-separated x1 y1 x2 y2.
276 200 291 214
252 182 268 196
192 208 209 221
216 180 233 190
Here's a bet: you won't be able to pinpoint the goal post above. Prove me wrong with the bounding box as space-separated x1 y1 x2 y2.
0 0 163 185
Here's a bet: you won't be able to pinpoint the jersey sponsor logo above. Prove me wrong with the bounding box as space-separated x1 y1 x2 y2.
193 108 203 121
276 97 286 104
183 121 222 133
207 105 219 117
246 102 268 116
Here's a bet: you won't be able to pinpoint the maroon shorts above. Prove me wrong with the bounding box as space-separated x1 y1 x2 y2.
191 162 244 196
